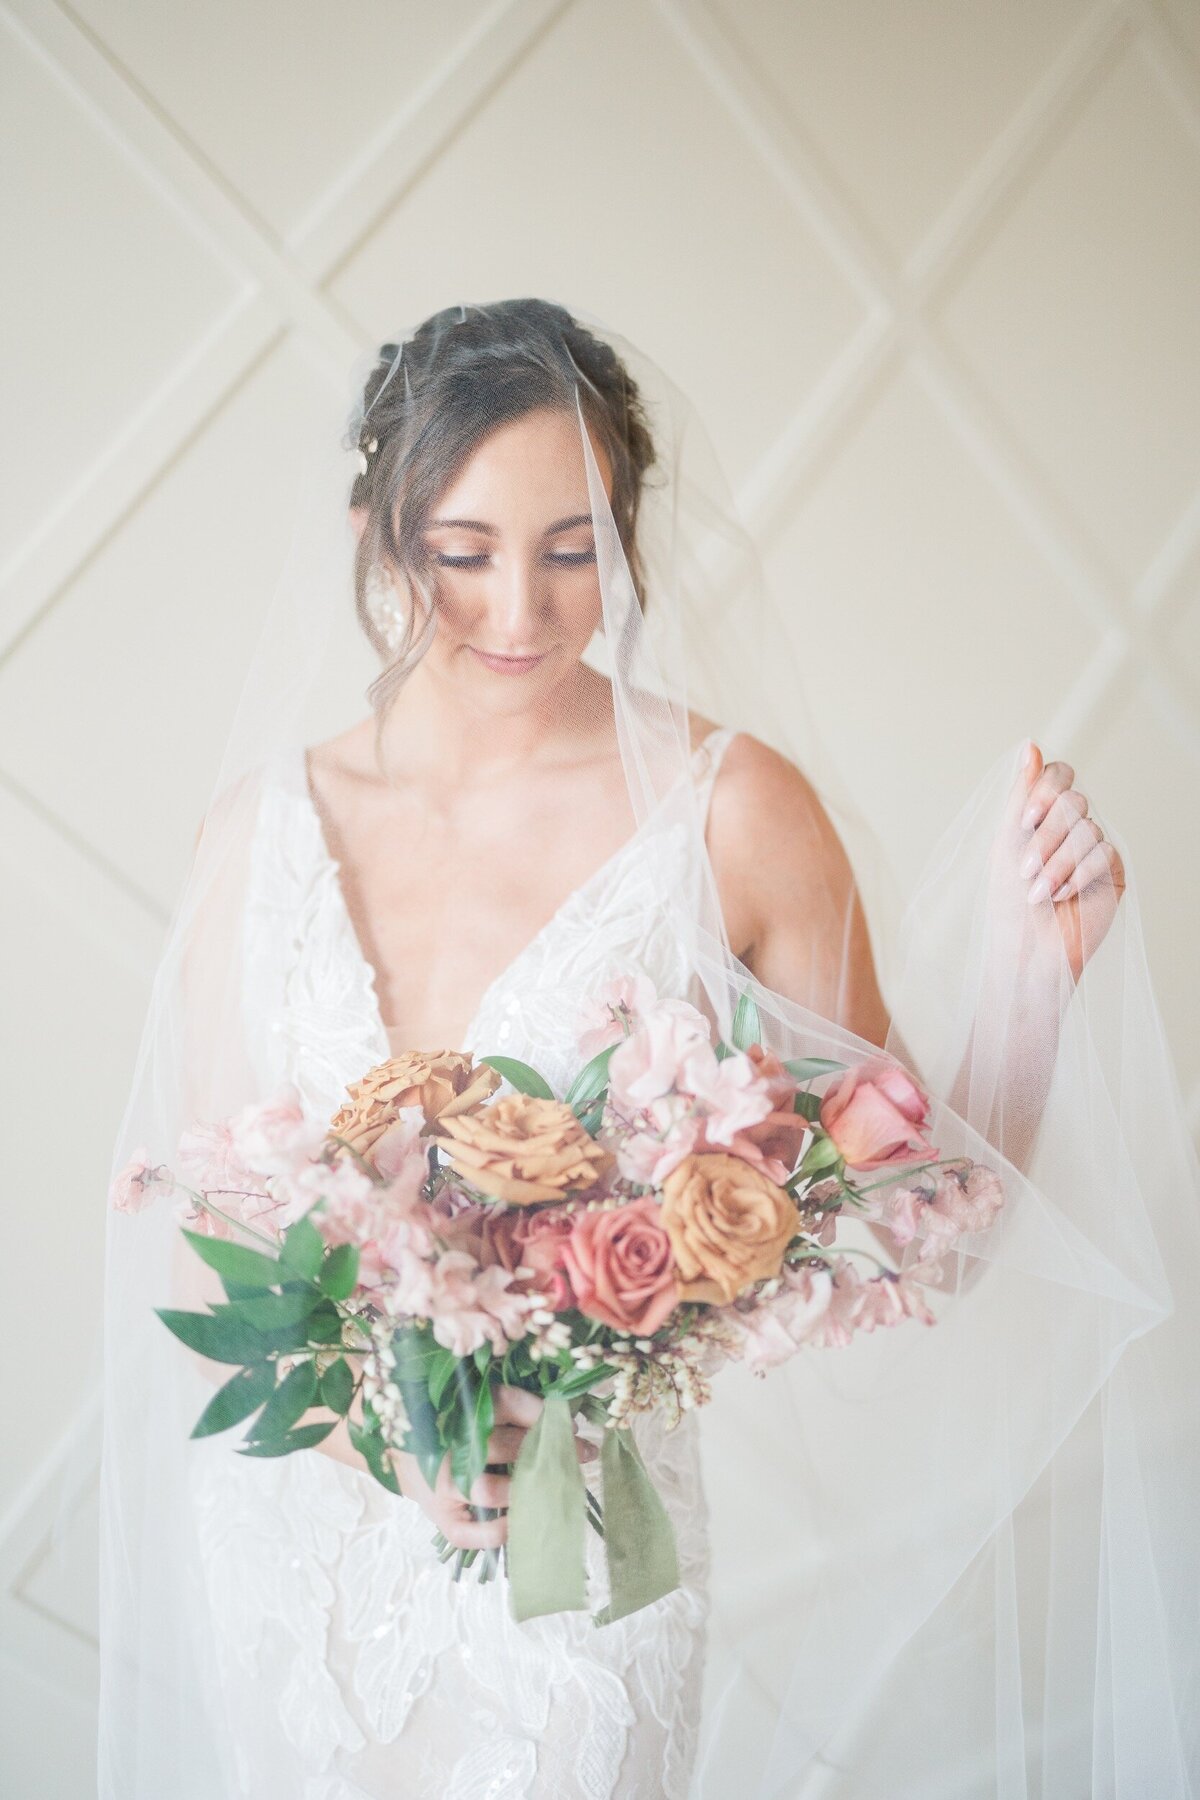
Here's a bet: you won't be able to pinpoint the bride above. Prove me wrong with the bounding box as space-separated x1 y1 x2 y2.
99 299 1198 1798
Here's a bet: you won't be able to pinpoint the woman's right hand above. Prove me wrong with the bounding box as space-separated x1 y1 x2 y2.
393 1383 597 1550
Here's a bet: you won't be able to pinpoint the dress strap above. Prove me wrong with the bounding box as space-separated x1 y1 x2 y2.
690 726 737 819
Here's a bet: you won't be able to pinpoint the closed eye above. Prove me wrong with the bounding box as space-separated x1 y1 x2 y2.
435 548 596 570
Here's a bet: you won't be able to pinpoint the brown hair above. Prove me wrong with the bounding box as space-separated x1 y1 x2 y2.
347 298 656 736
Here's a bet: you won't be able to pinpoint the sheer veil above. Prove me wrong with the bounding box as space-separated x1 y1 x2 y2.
98 298 1199 1797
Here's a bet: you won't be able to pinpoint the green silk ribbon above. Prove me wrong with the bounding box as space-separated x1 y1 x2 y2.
505 1389 680 1627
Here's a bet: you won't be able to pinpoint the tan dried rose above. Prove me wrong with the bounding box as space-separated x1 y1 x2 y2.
326 1051 501 1168
659 1151 800 1305
431 1092 614 1205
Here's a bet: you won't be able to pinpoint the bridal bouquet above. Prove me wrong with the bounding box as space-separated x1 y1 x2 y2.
111 977 1005 1625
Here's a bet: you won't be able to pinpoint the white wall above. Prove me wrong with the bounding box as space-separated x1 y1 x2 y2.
2 1 1198 1792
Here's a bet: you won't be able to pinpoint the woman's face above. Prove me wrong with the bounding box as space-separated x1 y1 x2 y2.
413 405 612 712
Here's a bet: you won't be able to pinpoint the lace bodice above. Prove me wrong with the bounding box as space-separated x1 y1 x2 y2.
196 727 739 1799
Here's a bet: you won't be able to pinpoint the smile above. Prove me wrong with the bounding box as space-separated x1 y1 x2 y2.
469 647 547 673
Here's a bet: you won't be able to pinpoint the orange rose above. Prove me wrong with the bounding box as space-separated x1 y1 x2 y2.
327 1051 500 1169
431 1092 613 1205
659 1151 799 1305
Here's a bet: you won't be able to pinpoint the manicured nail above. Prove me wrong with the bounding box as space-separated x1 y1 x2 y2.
1051 879 1073 903
1019 849 1040 878
1028 875 1049 904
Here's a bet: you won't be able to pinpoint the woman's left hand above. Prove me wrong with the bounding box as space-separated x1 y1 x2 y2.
1014 741 1126 983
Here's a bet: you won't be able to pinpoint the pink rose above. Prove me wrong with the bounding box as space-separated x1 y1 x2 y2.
819 1057 937 1172
108 1147 174 1214
480 1205 578 1309
560 1197 680 1335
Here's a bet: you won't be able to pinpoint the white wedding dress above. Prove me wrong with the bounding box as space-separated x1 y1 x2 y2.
190 727 739 1799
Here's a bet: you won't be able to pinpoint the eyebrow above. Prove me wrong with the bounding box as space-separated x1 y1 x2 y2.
427 513 594 535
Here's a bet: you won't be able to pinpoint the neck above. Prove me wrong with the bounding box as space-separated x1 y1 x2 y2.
373 654 610 788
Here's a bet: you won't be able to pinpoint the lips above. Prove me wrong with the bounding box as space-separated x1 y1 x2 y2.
469 647 547 674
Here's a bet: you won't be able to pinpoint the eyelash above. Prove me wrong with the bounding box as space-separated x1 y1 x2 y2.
434 550 597 570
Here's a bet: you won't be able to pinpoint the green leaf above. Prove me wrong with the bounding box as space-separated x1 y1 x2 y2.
156 1304 274 1365
180 1228 282 1287
428 1348 458 1409
247 1358 318 1441
792 1090 823 1122
552 1362 618 1400
480 1055 554 1099
564 1044 616 1112
348 1417 403 1494
280 1213 325 1281
230 1290 321 1331
190 1363 276 1438
306 1300 347 1344
783 1056 847 1082
730 990 761 1052
319 1355 355 1415
318 1243 359 1301
236 1419 336 1458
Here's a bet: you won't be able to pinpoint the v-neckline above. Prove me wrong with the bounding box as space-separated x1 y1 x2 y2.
290 729 731 1056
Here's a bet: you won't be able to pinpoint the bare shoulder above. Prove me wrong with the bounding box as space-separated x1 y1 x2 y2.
705 728 852 892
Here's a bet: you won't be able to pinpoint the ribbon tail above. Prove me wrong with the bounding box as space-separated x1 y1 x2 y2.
592 1421 681 1627
507 1389 589 1622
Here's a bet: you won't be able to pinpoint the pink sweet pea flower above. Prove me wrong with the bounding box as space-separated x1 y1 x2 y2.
576 971 660 1058
607 1005 711 1112
735 1263 834 1373
680 1042 774 1145
108 1148 175 1214
228 1086 327 1177
819 1057 937 1172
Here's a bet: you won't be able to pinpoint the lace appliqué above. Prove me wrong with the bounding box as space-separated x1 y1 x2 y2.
198 730 736 1798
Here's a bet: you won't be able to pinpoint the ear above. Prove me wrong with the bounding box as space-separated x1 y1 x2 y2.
349 504 369 544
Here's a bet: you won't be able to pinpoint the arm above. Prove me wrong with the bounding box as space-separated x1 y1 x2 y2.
710 735 1124 1238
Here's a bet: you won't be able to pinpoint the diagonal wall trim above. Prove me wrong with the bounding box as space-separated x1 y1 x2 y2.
0 0 568 659
661 0 1200 782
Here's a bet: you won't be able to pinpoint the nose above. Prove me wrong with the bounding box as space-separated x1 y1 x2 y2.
490 552 544 648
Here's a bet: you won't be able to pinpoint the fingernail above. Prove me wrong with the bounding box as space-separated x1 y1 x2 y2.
1028 875 1049 904
1051 879 1073 902
1020 802 1040 831
1019 849 1040 878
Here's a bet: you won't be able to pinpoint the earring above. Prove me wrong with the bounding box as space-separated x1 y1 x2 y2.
364 562 406 657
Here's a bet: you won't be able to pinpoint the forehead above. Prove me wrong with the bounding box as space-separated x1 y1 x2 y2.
435 406 613 506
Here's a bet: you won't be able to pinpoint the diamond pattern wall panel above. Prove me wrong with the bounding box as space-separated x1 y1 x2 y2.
1 1 1197 1790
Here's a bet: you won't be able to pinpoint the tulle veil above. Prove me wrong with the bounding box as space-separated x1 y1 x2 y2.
97 298 1199 1797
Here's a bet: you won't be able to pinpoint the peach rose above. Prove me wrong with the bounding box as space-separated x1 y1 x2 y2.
560 1198 680 1335
659 1151 800 1305
430 1092 614 1205
327 1051 500 1169
818 1057 936 1172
